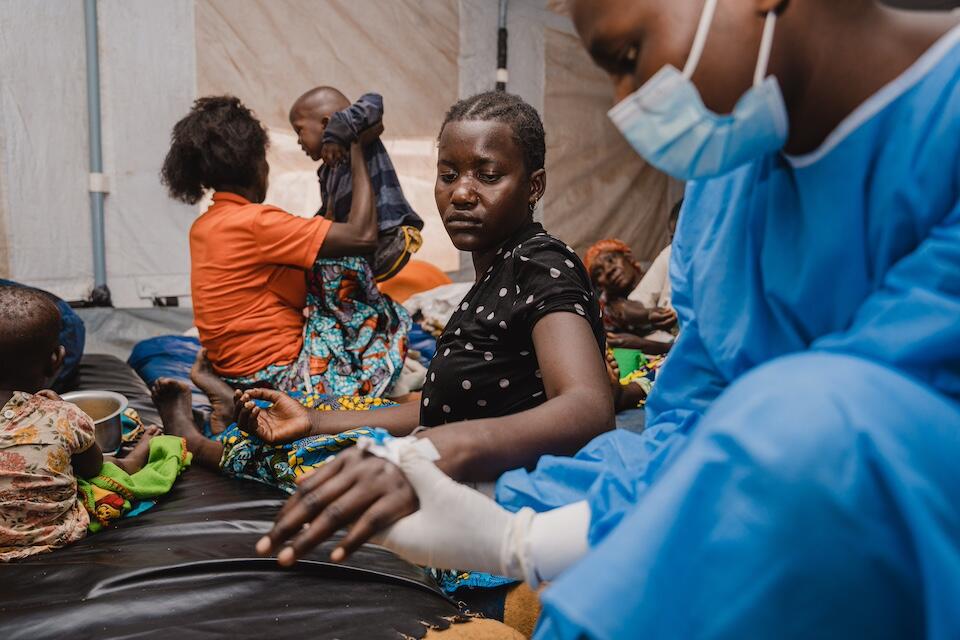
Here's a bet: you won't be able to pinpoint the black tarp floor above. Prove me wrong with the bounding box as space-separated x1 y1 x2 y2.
0 351 479 639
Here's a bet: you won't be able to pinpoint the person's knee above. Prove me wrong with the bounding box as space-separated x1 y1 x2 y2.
640 352 960 635
699 354 860 473
695 351 955 489
693 351 960 511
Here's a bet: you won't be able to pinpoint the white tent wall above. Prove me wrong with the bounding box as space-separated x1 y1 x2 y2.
0 0 94 300
194 0 462 273
0 0 196 307
98 0 197 307
0 0 678 308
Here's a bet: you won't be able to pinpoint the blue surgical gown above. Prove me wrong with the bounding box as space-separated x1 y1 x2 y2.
497 25 960 639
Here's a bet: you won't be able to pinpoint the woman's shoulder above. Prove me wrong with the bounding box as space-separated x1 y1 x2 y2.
508 229 590 281
500 228 601 323
192 194 263 231
507 228 583 266
191 196 313 239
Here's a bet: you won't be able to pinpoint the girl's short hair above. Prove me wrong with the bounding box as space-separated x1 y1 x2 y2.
161 95 269 204
440 91 546 173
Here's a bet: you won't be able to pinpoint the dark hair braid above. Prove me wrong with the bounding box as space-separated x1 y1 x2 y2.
440 91 546 173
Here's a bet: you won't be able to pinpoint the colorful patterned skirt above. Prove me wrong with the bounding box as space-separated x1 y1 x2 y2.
216 391 513 596
225 256 411 398
216 392 394 493
619 352 666 401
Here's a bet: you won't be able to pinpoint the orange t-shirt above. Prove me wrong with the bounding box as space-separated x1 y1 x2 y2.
190 192 332 377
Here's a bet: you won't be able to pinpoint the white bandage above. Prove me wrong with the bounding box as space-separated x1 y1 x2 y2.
356 434 440 466
523 500 591 587
360 435 590 586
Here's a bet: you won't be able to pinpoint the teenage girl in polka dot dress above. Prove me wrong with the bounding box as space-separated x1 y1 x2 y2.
246 91 616 567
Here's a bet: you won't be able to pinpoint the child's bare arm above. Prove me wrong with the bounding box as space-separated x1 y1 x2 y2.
61 395 103 479
107 425 162 475
317 142 378 257
71 443 103 480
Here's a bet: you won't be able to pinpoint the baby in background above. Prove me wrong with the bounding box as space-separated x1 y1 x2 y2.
0 285 158 561
289 86 424 281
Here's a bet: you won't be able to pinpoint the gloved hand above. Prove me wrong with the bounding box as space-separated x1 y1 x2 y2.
361 436 590 587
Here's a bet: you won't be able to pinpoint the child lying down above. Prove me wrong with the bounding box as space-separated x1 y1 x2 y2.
0 285 190 561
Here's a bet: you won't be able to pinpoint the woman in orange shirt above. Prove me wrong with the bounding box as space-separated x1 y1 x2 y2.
161 96 409 401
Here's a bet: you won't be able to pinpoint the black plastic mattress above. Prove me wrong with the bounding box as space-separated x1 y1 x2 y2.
0 355 463 639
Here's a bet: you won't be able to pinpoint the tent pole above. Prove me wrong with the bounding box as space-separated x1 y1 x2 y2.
84 0 111 306
496 0 508 90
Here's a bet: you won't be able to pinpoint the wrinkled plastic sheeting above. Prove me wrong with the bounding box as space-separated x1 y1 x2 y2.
0 354 467 639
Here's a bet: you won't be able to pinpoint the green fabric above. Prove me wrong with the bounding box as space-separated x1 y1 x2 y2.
108 435 191 497
612 348 647 377
78 435 191 532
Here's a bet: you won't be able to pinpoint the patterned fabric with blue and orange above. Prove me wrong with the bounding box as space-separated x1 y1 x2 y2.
226 256 410 399
215 391 514 595
216 391 394 493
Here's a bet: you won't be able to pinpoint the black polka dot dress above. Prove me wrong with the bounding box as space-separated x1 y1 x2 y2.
420 222 605 427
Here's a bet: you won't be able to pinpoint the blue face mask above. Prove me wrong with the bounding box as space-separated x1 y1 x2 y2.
608 0 789 181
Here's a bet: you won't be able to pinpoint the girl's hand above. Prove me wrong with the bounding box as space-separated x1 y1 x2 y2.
358 121 384 146
257 447 417 565
605 350 621 379
606 332 634 348
235 388 313 444
320 141 347 167
36 389 62 401
650 307 678 330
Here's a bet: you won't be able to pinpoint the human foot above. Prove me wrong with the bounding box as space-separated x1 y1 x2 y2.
112 425 162 474
605 353 649 413
190 348 234 435
605 351 625 407
151 378 223 469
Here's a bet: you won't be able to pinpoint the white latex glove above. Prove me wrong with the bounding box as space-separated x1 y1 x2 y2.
361 436 590 587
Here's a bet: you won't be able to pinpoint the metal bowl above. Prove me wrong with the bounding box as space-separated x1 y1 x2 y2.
61 390 128 454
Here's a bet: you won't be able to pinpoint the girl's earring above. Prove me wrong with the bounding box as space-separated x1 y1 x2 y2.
529 200 537 213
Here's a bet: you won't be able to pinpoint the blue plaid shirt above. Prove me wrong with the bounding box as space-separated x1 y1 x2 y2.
318 93 423 232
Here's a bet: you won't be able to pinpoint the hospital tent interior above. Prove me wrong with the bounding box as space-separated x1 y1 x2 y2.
0 0 956 637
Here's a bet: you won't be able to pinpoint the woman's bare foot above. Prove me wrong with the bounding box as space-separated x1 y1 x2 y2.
605 351 625 405
152 378 224 469
604 351 647 413
190 348 234 435
110 425 162 475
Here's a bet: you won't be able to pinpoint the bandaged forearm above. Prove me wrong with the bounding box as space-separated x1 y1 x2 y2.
360 436 590 587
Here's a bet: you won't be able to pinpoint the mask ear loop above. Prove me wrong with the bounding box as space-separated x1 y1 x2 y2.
682 0 720 79
753 11 778 86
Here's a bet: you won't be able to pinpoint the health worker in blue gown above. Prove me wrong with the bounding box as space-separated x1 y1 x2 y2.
257 0 960 637
508 0 960 637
